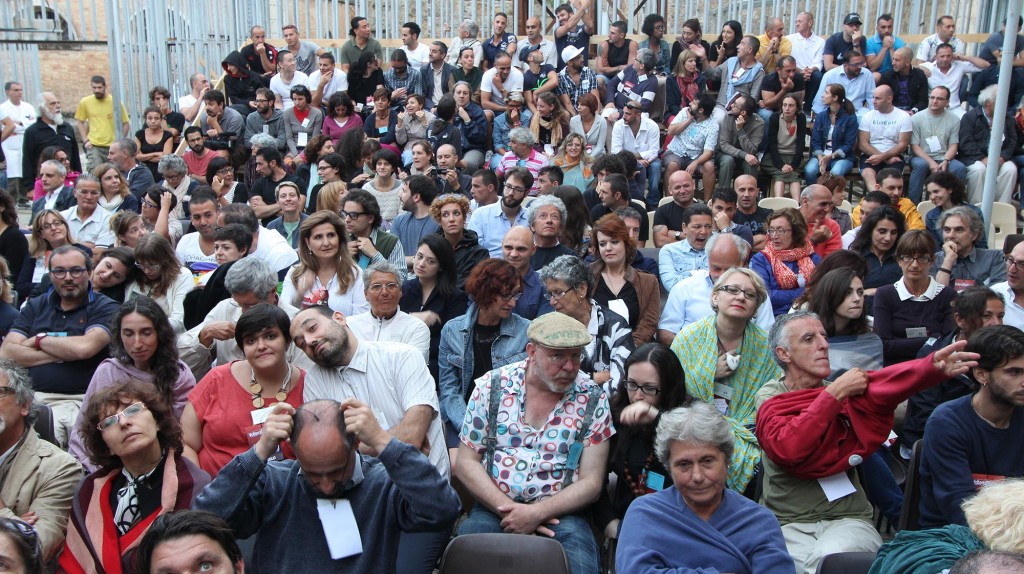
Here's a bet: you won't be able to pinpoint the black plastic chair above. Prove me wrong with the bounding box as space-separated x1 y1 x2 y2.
898 440 924 532
32 402 59 447
439 533 570 574
814 551 877 574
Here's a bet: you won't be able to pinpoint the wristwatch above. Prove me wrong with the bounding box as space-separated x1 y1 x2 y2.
34 333 48 351
674 231 682 240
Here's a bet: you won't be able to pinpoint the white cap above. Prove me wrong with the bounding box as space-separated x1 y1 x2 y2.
561 45 585 64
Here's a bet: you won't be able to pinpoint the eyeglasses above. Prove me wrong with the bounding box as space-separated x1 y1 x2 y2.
504 183 528 195
97 402 147 431
50 267 87 279
547 288 576 301
624 380 661 396
0 518 39 561
717 284 759 301
500 292 522 302
217 167 233 175
141 199 158 209
1007 257 1024 269
898 255 934 265
543 348 585 366
39 221 65 231
135 262 161 271
368 282 401 293
766 228 792 236
342 210 365 219
255 99 271 103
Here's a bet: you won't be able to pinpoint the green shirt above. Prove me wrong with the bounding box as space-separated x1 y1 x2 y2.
340 38 384 67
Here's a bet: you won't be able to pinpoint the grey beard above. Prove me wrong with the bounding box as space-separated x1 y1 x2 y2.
44 109 64 126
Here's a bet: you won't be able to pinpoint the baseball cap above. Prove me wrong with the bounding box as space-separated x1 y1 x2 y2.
527 313 592 348
844 13 863 26
561 45 585 64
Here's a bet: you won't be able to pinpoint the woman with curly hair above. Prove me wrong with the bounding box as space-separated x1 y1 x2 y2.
296 133 336 190
430 194 488 290
59 381 210 573
552 132 595 191
438 259 529 445
281 210 368 315
125 234 194 333
69 297 197 471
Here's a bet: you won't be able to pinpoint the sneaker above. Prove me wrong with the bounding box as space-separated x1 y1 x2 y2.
16 198 30 208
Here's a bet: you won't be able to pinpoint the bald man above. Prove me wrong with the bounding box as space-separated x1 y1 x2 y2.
857 85 912 189
757 17 793 74
514 17 557 69
653 170 701 247
502 226 552 319
879 47 928 112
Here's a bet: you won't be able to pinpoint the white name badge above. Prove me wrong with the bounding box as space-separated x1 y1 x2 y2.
713 383 734 401
297 131 308 147
818 471 857 502
301 118 311 128
925 135 942 153
251 406 275 425
316 499 363 559
906 327 928 338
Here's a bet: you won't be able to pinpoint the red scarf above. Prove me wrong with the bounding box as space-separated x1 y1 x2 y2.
677 74 700 107
762 240 816 290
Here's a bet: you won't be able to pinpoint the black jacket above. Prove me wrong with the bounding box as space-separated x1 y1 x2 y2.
222 51 264 108
420 63 456 108
880 68 929 112
21 119 81 182
958 106 1018 164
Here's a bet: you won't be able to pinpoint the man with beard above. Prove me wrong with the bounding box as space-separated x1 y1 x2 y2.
107 138 155 198
0 359 81 562
243 88 286 154
195 397 458 573
21 92 81 184
347 262 430 361
74 76 130 170
391 174 440 266
288 305 452 573
175 188 221 277
454 312 612 574
249 147 304 223
918 325 1024 528
468 166 532 257
181 127 216 184
0 246 118 447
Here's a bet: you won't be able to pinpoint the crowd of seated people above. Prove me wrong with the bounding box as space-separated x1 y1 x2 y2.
2 9 1024 574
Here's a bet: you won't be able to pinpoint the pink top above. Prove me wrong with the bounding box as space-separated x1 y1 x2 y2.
189 361 305 476
322 114 364 145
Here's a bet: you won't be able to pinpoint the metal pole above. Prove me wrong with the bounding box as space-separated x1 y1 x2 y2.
106 0 125 137
979 1 1022 229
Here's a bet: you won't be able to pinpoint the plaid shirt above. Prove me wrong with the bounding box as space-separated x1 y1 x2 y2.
383 66 424 106
557 66 599 109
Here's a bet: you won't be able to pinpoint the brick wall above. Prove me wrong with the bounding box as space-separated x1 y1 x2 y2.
39 44 113 116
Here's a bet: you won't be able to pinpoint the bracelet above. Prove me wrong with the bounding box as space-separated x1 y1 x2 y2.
936 268 951 275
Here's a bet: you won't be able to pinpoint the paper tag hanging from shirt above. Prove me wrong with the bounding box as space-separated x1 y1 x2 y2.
316 499 363 559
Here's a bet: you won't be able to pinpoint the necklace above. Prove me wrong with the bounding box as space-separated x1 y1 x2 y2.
249 364 291 409
623 452 656 497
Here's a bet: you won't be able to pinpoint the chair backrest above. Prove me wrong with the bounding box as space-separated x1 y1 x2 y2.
814 552 877 574
658 196 674 207
838 200 852 213
439 534 571 574
630 199 647 214
758 197 798 211
977 201 1017 251
33 402 59 447
917 200 936 220
647 211 656 242
898 440 924 532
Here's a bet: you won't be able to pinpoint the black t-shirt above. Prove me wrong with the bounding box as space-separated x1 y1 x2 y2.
164 111 186 136
652 201 702 234
761 72 807 109
524 65 557 93
532 244 576 270
470 322 501 400
240 43 278 76
823 33 867 66
591 204 650 242
594 276 640 330
733 206 773 237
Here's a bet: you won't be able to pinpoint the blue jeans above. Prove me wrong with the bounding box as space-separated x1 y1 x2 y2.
458 504 599 574
804 157 854 184
644 158 662 210
397 530 451 574
908 157 967 204
862 449 903 525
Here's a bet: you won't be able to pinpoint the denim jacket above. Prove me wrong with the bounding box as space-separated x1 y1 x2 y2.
438 304 530 427
810 107 859 159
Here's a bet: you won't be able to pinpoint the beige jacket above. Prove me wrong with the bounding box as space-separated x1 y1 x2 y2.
0 429 83 560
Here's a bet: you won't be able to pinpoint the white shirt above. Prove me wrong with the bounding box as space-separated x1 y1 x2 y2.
921 60 981 112
306 68 348 102
269 71 311 108
61 206 115 248
480 67 525 107
991 282 1024 330
659 270 775 336
279 264 369 316
512 38 558 70
175 232 217 277
610 117 660 162
348 310 430 363
180 298 313 370
859 107 913 154
0 99 36 178
178 94 198 113
403 43 431 70
841 226 859 248
786 32 825 71
894 276 945 301
124 266 195 332
303 340 449 477
252 227 299 273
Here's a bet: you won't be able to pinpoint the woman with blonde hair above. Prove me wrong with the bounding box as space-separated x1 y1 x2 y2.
125 234 194 333
552 132 594 191
529 91 570 156
315 181 348 214
869 479 1024 573
281 210 368 314
93 162 140 213
109 211 147 248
